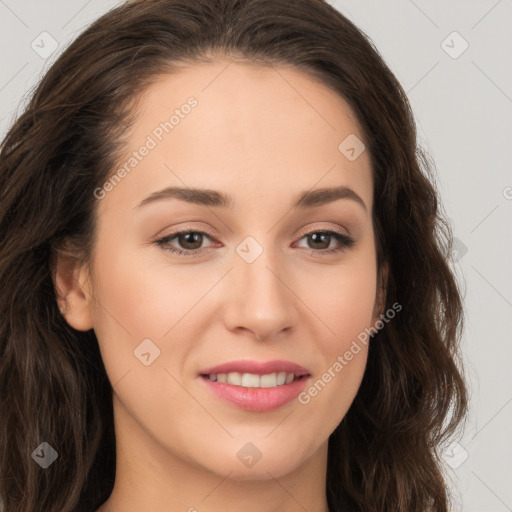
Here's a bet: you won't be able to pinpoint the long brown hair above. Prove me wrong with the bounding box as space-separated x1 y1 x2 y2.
0 1 468 510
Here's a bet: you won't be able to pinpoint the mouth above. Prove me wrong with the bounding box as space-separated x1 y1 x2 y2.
198 359 311 411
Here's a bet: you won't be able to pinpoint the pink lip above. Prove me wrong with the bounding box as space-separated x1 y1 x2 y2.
200 376 310 411
199 359 310 377
198 359 311 412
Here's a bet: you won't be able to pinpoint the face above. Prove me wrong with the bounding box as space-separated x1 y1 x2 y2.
61 59 384 482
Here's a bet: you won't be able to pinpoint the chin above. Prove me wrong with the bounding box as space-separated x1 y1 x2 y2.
216 459 302 481
196 442 310 481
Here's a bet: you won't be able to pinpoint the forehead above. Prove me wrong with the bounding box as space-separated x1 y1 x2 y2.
100 59 373 215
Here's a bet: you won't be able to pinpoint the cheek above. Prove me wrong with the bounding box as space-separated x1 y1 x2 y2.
88 238 224 390
295 249 377 418
314 280 374 385
90 241 190 336
304 250 378 354
87 239 176 382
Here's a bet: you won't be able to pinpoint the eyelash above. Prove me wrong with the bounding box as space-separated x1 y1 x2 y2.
154 228 355 257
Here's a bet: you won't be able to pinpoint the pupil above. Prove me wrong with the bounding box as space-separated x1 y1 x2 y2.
181 232 202 249
310 233 329 249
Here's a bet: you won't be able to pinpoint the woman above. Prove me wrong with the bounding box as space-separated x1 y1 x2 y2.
0 0 468 511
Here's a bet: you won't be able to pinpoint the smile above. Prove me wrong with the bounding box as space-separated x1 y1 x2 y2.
198 359 311 411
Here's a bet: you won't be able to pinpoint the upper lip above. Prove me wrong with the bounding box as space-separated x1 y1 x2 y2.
199 359 310 377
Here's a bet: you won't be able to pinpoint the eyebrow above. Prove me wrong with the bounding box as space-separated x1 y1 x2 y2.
135 185 367 212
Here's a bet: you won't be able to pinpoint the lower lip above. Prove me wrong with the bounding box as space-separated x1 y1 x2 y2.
199 375 310 411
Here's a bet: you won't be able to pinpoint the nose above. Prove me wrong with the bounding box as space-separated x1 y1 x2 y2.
223 245 298 341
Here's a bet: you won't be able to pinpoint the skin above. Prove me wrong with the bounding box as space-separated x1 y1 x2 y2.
55 58 387 512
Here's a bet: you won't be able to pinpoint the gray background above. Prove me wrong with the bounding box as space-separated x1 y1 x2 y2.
1 1 511 510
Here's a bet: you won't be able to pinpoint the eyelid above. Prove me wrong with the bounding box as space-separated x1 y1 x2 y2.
155 222 352 243
295 222 351 239
153 227 218 248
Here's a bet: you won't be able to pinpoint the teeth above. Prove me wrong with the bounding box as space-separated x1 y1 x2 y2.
242 373 260 387
207 371 298 388
227 372 242 385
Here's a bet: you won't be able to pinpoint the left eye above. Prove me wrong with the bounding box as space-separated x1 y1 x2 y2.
155 231 214 255
155 229 355 256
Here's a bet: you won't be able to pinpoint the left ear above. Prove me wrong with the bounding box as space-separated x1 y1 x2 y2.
372 261 389 321
51 243 95 331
